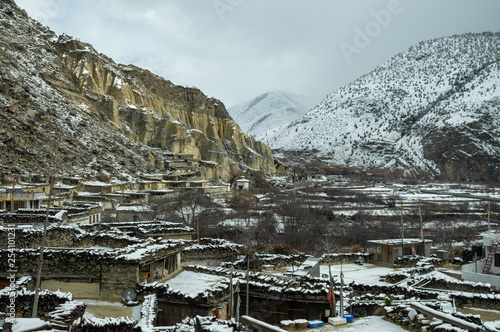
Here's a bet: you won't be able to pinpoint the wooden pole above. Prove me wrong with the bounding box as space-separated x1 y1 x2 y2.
246 253 250 316
11 176 15 212
400 204 404 257
419 199 424 241
32 174 54 318
323 234 335 315
229 264 234 319
339 262 344 317
488 203 491 233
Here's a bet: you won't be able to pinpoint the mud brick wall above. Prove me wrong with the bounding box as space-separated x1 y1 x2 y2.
100 262 140 296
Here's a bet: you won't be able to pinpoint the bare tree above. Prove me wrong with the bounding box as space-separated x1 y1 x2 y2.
162 189 213 239
275 195 310 248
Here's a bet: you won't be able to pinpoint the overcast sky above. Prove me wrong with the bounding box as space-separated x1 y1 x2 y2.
15 0 500 108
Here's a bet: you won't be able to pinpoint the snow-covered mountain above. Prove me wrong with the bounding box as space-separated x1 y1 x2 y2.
228 90 313 139
265 32 500 182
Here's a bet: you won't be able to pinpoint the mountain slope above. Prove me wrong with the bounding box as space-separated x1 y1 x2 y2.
228 90 312 139
0 0 277 182
266 32 500 181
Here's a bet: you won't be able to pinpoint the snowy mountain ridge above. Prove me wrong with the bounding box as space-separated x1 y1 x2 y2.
264 32 500 181
228 90 313 139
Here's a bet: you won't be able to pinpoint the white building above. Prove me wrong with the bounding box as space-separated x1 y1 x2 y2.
462 232 500 292
234 177 250 191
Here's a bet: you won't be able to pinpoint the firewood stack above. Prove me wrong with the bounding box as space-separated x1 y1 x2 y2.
71 317 141 331
48 301 86 331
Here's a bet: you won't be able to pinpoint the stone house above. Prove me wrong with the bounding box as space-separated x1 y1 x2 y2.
72 192 117 211
52 182 78 206
368 238 432 265
0 188 46 211
116 203 154 222
102 220 196 241
61 202 103 226
106 190 150 204
0 202 102 226
82 181 125 194
0 226 187 299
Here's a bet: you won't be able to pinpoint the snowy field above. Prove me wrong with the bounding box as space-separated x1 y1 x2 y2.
318 316 407 331
82 299 142 320
317 263 396 285
164 270 227 297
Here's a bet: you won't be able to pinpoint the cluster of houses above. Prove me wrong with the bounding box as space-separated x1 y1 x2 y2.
1 156 500 329
0 153 255 227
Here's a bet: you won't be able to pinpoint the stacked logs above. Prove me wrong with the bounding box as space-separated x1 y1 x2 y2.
71 317 141 332
48 301 86 331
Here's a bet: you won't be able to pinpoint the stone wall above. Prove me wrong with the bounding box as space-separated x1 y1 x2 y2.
0 225 141 250
348 302 383 318
221 253 308 270
385 265 436 283
100 262 140 296
349 282 439 300
423 276 492 294
182 238 243 267
72 317 141 332
320 253 374 265
0 288 72 319
393 255 442 268
0 249 108 281
350 282 500 311
451 292 500 310
385 303 485 332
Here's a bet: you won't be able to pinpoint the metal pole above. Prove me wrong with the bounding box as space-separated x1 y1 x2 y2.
32 174 54 317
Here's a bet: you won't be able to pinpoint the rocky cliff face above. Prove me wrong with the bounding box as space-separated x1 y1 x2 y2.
0 0 277 182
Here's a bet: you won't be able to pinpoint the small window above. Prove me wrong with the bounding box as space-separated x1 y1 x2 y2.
495 253 500 267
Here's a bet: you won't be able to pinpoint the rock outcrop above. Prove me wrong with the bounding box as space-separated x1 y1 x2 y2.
0 1 278 182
